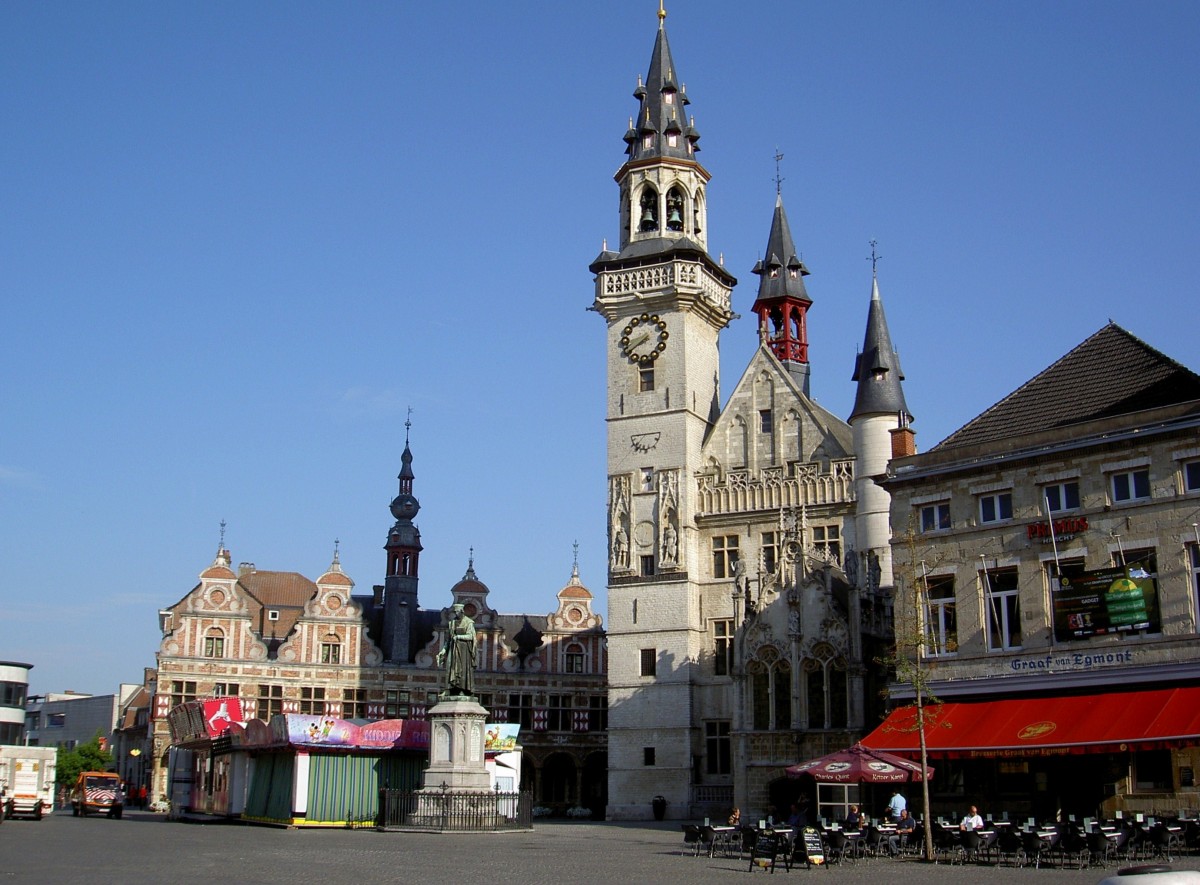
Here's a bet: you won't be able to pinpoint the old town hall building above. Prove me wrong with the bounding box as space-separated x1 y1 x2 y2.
592 11 912 819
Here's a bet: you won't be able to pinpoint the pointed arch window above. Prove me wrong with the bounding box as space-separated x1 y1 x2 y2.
693 190 704 234
564 642 586 674
665 187 685 232
748 647 791 730
639 187 659 232
804 644 848 729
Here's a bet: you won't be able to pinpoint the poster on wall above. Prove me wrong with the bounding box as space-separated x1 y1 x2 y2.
1052 563 1159 641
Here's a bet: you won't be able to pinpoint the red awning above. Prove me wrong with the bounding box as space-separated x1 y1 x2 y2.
862 686 1200 759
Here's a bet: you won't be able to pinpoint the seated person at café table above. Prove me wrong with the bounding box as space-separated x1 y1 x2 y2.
888 809 915 856
960 806 984 831
787 800 809 830
728 807 741 826
844 805 866 830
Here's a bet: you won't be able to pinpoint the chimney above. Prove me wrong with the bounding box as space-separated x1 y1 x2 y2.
373 584 385 607
238 562 255 577
890 426 916 459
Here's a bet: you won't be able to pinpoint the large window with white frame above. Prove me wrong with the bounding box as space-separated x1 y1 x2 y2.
919 501 951 533
203 629 225 658
1110 467 1150 504
1191 544 1200 633
1184 461 1200 494
978 491 1013 524
922 574 957 657
1042 480 1081 513
981 566 1021 651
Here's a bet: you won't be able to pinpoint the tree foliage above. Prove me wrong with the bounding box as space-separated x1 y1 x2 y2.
55 733 114 788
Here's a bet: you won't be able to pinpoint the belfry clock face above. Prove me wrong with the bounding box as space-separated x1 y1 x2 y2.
619 314 669 364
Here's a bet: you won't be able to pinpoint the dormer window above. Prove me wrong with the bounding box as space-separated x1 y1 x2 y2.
642 133 654 150
664 91 675 105
769 267 779 279
268 610 280 622
667 133 678 147
788 268 798 279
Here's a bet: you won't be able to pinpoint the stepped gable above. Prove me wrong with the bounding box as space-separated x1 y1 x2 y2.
934 323 1200 451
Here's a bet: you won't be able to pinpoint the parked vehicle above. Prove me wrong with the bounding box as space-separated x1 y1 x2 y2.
0 746 57 820
70 771 124 818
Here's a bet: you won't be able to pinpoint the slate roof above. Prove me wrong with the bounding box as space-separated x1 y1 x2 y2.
849 278 910 423
751 195 810 306
934 323 1200 451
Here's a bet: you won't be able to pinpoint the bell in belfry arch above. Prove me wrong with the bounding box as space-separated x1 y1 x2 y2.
641 207 655 225
667 206 682 225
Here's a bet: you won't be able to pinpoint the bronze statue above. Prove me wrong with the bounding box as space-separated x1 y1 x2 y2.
436 603 477 697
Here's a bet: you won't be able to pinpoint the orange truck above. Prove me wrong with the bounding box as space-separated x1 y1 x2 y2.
70 771 124 818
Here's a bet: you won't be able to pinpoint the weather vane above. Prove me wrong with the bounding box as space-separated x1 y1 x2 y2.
773 149 785 196
868 239 882 277
405 406 413 444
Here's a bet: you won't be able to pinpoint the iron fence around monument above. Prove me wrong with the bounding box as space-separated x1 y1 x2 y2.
377 787 533 832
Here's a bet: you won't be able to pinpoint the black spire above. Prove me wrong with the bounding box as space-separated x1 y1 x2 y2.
850 276 911 422
390 415 419 522
751 195 811 305
624 14 698 163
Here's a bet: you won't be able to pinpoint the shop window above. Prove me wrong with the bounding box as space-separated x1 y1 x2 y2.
920 502 951 533
712 535 740 579
982 567 1021 651
712 618 733 676
1042 480 1081 513
922 575 957 657
705 720 731 776
1111 468 1150 503
978 492 1013 524
1134 750 1173 791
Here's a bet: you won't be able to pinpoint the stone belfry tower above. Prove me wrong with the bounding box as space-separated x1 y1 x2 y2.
382 417 422 663
590 5 736 819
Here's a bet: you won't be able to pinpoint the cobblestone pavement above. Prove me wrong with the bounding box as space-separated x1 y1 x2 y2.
2 810 1198 884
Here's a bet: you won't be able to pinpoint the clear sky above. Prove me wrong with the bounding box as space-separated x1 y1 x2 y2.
3 1 1197 697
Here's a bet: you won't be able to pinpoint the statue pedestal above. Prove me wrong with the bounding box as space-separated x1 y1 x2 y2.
409 697 496 828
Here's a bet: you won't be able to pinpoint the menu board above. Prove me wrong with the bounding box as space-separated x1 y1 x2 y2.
800 826 825 865
1052 563 1159 641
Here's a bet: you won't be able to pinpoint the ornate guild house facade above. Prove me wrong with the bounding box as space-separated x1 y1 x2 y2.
152 434 608 816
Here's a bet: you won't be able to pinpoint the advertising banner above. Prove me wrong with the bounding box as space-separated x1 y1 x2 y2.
1052 563 1158 641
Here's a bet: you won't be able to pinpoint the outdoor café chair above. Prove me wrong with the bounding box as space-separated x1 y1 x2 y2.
681 824 701 856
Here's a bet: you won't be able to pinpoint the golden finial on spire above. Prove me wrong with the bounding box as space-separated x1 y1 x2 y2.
658 0 666 25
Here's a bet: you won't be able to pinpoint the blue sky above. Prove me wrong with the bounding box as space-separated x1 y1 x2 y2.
3 1 1197 697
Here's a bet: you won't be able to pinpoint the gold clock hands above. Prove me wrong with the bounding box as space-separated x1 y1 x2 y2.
630 332 650 349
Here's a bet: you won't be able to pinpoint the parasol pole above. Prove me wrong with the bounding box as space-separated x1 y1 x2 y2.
917 560 933 862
